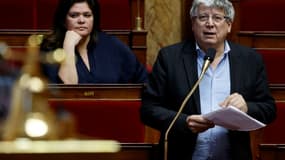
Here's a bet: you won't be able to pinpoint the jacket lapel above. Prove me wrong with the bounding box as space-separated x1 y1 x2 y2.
181 42 201 113
228 43 243 94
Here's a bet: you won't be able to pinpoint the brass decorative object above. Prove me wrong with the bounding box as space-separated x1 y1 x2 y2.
0 140 120 153
135 0 143 31
1 35 59 141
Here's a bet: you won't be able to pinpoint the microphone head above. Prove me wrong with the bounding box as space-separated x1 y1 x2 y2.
204 48 216 63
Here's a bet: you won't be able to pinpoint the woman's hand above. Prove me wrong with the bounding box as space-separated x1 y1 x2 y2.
59 30 81 84
63 30 82 50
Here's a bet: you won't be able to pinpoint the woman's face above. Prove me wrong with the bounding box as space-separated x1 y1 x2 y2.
65 2 94 37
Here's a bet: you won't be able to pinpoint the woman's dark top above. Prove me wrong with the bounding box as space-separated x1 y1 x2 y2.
41 31 148 83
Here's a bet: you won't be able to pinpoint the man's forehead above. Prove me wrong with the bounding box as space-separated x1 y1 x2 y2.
197 4 225 13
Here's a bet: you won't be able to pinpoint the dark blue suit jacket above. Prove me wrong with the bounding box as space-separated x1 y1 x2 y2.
140 40 276 160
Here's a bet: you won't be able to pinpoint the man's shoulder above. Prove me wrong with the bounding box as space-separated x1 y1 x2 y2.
228 41 262 60
228 41 255 52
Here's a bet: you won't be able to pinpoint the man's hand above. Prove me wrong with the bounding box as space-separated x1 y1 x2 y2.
219 92 248 113
186 115 215 133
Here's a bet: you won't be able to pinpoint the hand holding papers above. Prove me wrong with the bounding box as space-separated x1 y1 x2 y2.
203 106 266 131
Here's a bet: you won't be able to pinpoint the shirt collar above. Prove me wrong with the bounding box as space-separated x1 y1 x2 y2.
195 41 231 59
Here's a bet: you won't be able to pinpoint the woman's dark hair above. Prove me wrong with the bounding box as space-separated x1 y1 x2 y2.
41 0 100 51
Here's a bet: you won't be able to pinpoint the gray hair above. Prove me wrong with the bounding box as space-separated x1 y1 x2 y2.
190 0 235 22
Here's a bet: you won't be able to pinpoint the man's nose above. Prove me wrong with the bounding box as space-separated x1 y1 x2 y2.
205 17 215 26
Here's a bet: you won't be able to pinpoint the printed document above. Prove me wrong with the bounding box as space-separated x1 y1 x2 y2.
203 106 266 131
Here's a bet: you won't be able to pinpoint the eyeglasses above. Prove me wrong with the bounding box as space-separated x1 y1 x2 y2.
195 14 229 23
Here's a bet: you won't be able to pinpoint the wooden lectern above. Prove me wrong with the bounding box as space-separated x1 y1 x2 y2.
0 84 159 160
47 84 147 143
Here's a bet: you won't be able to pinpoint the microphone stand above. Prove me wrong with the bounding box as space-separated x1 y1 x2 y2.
164 54 213 160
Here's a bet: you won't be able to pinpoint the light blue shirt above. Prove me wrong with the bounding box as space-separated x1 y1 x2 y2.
192 41 231 160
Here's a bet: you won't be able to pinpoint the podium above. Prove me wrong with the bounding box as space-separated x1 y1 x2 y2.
0 84 159 160
47 84 147 142
48 84 143 100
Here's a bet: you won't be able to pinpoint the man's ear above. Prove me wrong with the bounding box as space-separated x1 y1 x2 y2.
227 22 232 33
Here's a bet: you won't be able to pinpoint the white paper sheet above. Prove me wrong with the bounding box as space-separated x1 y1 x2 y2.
203 106 266 131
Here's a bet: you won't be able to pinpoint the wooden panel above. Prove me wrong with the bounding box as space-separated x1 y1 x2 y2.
46 84 145 142
181 0 193 40
239 0 285 31
238 31 285 48
133 47 147 66
256 49 285 84
0 30 135 47
132 30 147 46
0 29 147 65
46 84 160 143
259 144 285 160
103 30 131 46
228 0 241 42
251 84 285 159
270 84 285 102
0 29 50 46
37 0 58 29
0 1 35 29
0 0 145 30
48 84 143 100
99 0 131 29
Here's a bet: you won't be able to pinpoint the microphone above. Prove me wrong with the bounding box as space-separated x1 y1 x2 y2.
163 48 216 160
201 47 216 76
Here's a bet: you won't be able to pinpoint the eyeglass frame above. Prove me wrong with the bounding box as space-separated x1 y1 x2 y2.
193 14 230 23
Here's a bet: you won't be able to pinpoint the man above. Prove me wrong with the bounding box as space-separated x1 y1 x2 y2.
140 0 276 160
